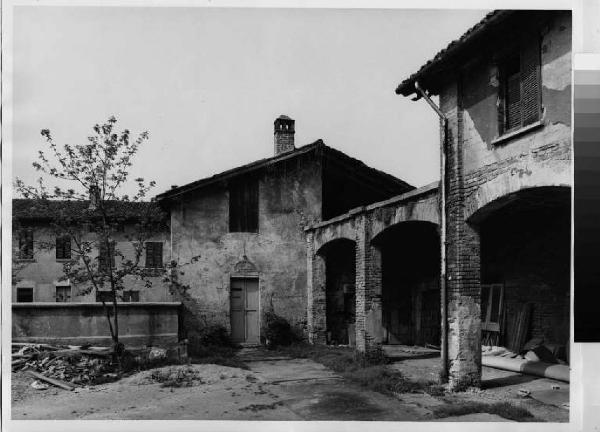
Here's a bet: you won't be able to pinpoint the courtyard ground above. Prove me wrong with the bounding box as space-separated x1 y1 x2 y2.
11 345 569 422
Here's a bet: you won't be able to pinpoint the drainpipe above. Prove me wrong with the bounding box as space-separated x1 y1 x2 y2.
414 81 448 381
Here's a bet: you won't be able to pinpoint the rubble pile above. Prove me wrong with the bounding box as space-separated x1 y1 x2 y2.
12 343 116 388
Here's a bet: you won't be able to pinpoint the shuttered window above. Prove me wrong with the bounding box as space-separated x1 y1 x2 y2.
499 34 542 135
229 178 259 233
145 242 163 268
56 236 71 260
18 229 34 260
98 241 115 272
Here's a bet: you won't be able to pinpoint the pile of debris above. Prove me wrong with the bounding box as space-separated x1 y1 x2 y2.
12 343 117 390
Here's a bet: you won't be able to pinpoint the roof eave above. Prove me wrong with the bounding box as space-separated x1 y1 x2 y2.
395 10 514 97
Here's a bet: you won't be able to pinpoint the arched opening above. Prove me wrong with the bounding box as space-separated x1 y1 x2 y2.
372 221 440 347
472 186 571 361
317 238 356 345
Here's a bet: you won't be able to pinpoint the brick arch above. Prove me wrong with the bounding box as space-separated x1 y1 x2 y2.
369 199 440 242
370 219 440 246
464 165 571 223
312 220 356 254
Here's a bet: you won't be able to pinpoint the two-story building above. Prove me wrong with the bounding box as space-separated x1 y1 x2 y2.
12 199 171 303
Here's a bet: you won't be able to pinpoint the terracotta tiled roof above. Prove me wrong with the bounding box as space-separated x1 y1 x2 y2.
395 10 513 96
12 199 166 222
155 140 413 201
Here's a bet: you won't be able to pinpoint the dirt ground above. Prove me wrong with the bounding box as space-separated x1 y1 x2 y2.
11 347 569 422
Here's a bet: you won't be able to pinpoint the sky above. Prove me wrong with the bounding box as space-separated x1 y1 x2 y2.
12 6 489 198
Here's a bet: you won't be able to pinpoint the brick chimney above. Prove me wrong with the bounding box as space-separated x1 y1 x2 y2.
274 115 295 156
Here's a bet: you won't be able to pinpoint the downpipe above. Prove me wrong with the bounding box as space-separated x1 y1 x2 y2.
414 81 448 381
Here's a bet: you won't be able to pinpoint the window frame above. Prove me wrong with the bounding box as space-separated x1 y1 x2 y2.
145 241 164 269
495 33 543 141
481 283 504 332
122 290 140 302
98 240 116 273
55 285 72 302
56 235 72 260
228 178 259 233
17 228 34 261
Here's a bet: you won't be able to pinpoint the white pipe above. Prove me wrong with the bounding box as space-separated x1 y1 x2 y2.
482 355 570 382
414 81 448 380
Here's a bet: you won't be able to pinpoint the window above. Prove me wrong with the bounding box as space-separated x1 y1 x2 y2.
96 290 114 303
229 178 259 233
16 287 34 303
55 285 71 302
145 242 163 268
498 35 542 135
18 229 33 260
122 290 140 302
98 241 115 272
56 236 71 260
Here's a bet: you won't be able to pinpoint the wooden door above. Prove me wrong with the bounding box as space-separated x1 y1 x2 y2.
230 278 260 344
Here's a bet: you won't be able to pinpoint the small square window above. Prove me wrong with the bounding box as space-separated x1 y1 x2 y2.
55 285 71 302
96 290 114 303
16 287 34 303
122 290 140 302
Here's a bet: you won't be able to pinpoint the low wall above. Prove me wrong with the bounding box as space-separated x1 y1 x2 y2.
12 302 181 347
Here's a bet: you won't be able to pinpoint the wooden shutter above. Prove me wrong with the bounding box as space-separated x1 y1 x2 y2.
229 184 241 232
246 179 258 232
56 236 71 259
145 242 154 267
153 242 163 268
99 241 115 271
19 229 33 259
520 33 542 126
229 179 258 232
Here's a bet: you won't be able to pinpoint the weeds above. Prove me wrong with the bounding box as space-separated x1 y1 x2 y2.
189 344 248 370
274 343 443 397
433 401 534 421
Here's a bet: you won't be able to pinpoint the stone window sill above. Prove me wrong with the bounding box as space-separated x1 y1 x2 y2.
15 259 35 263
56 258 72 263
492 120 543 146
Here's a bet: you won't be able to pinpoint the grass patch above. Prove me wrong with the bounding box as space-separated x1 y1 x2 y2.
433 401 535 422
274 343 443 397
189 345 248 370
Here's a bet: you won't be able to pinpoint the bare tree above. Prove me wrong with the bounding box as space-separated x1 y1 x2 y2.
15 116 170 357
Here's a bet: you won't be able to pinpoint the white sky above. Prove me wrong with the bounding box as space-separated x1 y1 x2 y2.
12 6 490 198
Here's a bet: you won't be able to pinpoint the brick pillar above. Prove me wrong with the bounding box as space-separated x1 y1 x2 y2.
307 232 326 344
355 213 383 352
442 79 482 390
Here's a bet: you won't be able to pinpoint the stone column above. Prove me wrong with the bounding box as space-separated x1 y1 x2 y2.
355 213 384 352
441 79 482 390
306 232 326 344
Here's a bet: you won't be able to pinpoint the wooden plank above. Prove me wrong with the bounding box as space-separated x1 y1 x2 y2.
26 370 75 391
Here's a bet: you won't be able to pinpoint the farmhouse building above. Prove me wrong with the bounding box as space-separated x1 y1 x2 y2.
155 115 413 345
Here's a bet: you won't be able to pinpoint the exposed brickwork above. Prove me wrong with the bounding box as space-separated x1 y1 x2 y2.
307 232 327 344
441 79 483 390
